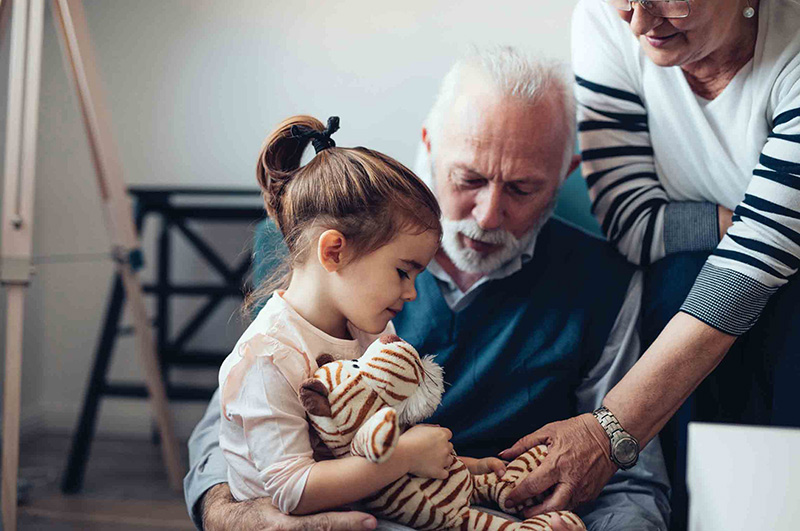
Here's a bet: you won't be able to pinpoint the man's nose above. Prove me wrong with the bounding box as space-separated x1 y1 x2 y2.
629 4 664 36
472 184 504 231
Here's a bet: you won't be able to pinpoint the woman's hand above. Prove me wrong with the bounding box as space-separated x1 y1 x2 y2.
497 414 616 518
718 205 734 240
397 424 454 479
202 483 378 531
460 456 507 476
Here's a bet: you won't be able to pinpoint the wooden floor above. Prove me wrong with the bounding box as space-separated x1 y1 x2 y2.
16 432 194 530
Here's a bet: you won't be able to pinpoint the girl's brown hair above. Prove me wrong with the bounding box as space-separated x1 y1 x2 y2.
244 115 441 316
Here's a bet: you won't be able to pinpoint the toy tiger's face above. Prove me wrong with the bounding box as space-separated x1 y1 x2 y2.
300 335 444 458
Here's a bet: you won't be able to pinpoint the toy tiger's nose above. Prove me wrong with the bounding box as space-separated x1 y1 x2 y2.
379 334 402 344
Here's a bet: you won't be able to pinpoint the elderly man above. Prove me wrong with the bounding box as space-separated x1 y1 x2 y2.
184 48 670 531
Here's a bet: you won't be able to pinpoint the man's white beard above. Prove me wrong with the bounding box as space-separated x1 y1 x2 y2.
440 205 552 274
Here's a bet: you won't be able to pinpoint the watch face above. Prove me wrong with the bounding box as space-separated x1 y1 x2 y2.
614 437 638 465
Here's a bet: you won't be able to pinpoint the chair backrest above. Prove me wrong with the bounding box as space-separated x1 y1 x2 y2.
553 164 601 237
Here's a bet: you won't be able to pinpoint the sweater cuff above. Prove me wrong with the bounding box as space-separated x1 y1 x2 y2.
663 202 719 255
679 262 779 336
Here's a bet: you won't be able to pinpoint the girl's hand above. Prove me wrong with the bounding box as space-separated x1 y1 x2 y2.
461 456 507 477
397 424 453 479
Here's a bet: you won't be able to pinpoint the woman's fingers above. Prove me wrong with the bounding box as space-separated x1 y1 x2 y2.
503 414 618 513
498 426 551 460
521 483 573 519
503 462 558 508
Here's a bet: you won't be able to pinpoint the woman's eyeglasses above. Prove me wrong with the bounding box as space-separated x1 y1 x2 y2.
604 0 691 19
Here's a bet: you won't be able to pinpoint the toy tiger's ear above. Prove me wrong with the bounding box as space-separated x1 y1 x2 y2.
300 379 332 417
316 353 335 366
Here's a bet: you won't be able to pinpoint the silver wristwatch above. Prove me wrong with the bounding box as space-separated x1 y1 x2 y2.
592 406 639 470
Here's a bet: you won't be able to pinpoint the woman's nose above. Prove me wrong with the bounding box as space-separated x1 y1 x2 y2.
629 3 664 36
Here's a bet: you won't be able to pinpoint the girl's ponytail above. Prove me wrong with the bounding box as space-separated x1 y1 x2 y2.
245 113 441 321
256 115 325 227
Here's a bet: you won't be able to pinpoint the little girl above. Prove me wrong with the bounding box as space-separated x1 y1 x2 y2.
218 115 453 516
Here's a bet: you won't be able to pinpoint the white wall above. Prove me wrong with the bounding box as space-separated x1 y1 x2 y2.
0 0 579 439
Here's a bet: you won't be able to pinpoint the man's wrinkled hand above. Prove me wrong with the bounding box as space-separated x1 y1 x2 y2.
202 483 378 531
497 413 617 518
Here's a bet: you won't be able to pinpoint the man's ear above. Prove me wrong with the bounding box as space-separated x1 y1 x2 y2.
317 230 347 272
422 127 431 154
566 153 581 176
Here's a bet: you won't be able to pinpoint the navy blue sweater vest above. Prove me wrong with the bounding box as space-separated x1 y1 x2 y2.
393 219 635 458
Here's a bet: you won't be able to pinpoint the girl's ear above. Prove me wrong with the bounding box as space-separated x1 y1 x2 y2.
318 229 347 272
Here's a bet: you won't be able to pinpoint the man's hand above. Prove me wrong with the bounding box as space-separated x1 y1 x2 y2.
201 483 378 531
497 414 617 518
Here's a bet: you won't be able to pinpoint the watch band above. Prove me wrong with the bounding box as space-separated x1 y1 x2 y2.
592 405 639 469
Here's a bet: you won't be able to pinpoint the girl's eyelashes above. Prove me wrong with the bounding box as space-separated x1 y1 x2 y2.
397 268 410 280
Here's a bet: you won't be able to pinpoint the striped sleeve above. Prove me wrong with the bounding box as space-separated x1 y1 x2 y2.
571 2 719 267
681 94 800 335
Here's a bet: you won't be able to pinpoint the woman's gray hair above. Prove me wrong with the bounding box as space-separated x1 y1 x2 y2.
425 46 576 178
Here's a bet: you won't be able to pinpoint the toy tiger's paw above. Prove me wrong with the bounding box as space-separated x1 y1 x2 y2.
350 406 400 463
523 511 586 530
494 445 549 513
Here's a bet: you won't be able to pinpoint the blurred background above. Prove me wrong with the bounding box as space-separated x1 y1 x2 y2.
0 0 591 528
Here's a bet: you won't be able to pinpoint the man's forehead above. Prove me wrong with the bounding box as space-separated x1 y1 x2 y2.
443 128 564 182
447 87 563 134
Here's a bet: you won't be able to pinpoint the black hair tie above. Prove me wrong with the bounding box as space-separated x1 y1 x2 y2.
290 116 340 154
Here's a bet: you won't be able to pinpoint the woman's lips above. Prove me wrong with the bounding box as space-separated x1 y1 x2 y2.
645 33 679 48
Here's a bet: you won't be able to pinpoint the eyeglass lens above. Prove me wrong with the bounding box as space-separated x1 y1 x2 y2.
604 0 690 18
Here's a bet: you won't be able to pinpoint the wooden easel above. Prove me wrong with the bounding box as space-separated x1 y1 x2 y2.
0 0 184 528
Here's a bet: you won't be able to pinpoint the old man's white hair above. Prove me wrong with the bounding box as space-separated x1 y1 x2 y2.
423 46 576 179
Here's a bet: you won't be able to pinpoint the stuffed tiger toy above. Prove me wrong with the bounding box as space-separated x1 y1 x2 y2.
299 334 586 531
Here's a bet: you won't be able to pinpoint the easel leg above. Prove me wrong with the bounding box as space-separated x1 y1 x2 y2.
2 288 25 531
51 0 184 490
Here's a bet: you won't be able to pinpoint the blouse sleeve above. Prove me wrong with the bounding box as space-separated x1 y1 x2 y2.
680 61 800 335
219 335 317 513
571 0 720 266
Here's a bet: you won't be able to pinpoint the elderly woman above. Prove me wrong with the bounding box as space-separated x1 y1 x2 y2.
502 0 800 527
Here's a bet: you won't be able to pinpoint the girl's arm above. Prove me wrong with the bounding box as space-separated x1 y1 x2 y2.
294 424 454 515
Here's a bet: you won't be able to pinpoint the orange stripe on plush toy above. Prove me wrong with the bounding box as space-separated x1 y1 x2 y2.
434 474 471 508
331 387 365 416
340 393 379 435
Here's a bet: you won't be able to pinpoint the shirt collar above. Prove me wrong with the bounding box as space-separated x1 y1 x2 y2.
426 232 539 311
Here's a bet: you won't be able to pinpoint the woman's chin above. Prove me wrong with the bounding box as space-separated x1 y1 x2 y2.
641 39 688 67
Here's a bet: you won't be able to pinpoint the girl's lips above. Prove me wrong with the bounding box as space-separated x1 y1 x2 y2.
645 33 679 48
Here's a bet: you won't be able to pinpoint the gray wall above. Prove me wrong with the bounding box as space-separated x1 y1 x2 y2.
1 0 579 438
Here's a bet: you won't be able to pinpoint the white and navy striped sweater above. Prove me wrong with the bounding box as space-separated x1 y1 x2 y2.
572 0 800 335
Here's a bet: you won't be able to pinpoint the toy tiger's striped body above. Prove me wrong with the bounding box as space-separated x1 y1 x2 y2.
299 335 585 531
362 445 583 531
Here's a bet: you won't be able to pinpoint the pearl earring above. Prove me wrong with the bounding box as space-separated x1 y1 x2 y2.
743 1 755 18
